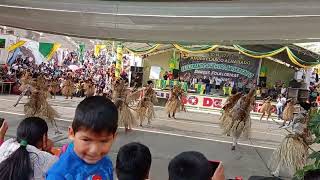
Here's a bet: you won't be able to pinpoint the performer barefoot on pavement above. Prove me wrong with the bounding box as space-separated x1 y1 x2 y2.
24 74 61 134
137 80 158 127
165 85 183 119
259 96 272 121
83 79 95 98
62 73 74 99
269 103 313 177
220 90 242 136
223 88 256 150
112 79 137 133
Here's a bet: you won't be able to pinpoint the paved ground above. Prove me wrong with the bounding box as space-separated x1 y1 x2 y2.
0 95 297 179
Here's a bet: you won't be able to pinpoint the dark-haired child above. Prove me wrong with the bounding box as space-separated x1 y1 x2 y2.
47 96 118 179
116 142 152 180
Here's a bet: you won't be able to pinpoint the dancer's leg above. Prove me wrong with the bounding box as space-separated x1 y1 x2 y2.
231 136 238 150
259 112 265 121
13 88 28 107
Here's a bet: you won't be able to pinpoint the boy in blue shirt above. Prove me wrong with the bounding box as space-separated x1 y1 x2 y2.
46 96 118 180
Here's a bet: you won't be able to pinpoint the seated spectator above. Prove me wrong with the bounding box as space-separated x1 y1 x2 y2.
0 117 58 180
168 151 225 180
116 142 152 180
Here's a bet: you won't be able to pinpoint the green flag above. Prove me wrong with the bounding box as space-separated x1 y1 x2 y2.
79 44 85 63
0 39 5 48
39 42 61 61
169 50 179 71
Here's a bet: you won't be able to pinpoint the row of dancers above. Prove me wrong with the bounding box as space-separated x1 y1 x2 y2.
219 89 314 177
14 71 166 134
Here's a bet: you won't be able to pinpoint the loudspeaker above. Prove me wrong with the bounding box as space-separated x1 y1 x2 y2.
130 66 143 73
259 77 267 87
173 69 180 79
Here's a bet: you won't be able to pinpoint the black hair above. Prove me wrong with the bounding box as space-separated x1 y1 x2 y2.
72 96 118 134
147 80 153 85
0 117 48 180
168 151 213 180
304 169 320 180
116 142 152 180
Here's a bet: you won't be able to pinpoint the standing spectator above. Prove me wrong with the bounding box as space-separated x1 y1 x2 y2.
276 95 286 120
215 77 222 90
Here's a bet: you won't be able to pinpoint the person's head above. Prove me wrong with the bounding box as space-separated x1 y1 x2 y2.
0 117 49 180
168 151 213 180
116 142 152 180
69 96 118 164
304 169 320 180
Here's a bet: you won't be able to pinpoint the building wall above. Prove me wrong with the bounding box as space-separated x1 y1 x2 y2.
260 59 295 87
142 50 172 84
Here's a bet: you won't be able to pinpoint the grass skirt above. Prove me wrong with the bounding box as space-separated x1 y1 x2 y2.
137 100 155 123
62 86 74 96
268 134 308 175
223 112 251 139
220 110 232 133
85 87 95 97
261 103 272 114
24 91 59 121
283 105 295 121
118 104 137 129
165 98 179 114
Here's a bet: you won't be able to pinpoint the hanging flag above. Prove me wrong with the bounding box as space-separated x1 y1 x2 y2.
94 45 106 57
169 50 179 71
39 42 61 61
78 44 85 63
7 48 22 65
259 66 267 77
115 44 123 78
7 40 26 52
0 39 5 48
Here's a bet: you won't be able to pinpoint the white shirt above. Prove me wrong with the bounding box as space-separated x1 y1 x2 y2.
0 139 58 180
215 79 222 85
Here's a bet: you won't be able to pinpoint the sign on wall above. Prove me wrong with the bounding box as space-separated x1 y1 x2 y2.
179 51 261 82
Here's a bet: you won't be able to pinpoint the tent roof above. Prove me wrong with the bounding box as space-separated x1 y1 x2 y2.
1 0 320 44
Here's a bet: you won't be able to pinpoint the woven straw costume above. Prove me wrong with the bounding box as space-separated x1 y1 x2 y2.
223 89 255 150
165 85 184 119
62 75 75 99
24 75 60 134
112 79 138 133
269 110 313 177
83 80 95 98
281 100 295 127
220 92 243 134
137 85 158 126
259 97 273 121
48 78 60 99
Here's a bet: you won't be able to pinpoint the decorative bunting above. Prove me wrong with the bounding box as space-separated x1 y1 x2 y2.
7 40 26 52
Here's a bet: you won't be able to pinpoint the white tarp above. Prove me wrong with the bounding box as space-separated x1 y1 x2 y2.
149 66 161 80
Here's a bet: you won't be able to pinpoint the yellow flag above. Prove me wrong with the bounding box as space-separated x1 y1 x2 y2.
7 40 26 52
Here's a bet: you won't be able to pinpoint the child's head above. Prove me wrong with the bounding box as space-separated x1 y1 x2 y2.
116 142 152 180
0 117 49 180
168 151 213 180
16 117 49 149
69 96 118 164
